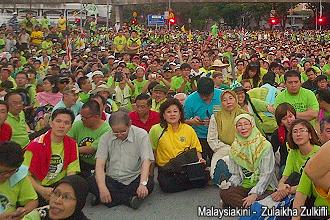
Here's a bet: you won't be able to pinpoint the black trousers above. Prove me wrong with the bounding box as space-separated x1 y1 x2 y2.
88 175 154 208
198 138 214 166
79 160 95 179
157 169 208 193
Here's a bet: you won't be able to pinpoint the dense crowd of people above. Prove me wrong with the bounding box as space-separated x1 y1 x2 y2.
0 11 330 219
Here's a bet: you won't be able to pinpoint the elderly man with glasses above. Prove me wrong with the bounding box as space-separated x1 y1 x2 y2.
89 110 154 209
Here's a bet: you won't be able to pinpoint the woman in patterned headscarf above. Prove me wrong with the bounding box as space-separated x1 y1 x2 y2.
219 114 277 208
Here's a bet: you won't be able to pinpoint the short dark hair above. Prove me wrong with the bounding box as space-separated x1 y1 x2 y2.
77 76 89 89
0 141 24 168
51 108 75 124
89 94 106 105
317 89 330 104
287 119 321 149
275 103 296 126
135 93 151 106
82 100 101 116
180 63 191 70
197 77 214 95
109 110 130 126
16 71 28 78
284 70 301 82
320 117 330 133
0 100 8 111
4 90 21 102
305 68 316 75
315 74 327 83
159 98 184 129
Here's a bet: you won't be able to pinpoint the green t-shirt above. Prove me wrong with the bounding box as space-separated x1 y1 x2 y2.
274 88 319 113
132 79 147 97
6 112 30 148
41 40 53 55
79 92 90 104
23 142 80 186
113 35 127 53
297 171 330 214
282 145 319 177
0 167 37 214
67 120 111 165
170 76 193 94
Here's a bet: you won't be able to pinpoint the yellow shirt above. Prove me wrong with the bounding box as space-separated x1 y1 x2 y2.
30 31 43 45
149 123 202 167
58 18 66 31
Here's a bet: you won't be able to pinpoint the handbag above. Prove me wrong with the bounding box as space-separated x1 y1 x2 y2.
161 148 199 174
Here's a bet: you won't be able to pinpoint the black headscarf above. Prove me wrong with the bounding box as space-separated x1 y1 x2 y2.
43 175 90 220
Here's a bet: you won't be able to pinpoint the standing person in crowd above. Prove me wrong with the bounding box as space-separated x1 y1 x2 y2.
68 100 111 179
0 141 38 219
149 98 208 193
23 108 80 206
275 70 319 122
270 103 297 177
128 93 160 132
89 110 154 209
207 90 246 184
112 29 127 56
271 119 321 202
184 77 222 165
24 175 90 220
5 91 30 148
219 114 278 208
0 100 12 141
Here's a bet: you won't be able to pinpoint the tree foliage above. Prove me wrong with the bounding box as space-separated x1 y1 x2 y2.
122 3 300 30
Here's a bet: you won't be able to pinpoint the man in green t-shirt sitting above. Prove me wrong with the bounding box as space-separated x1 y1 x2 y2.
23 108 80 206
0 141 38 219
275 70 319 122
68 100 111 179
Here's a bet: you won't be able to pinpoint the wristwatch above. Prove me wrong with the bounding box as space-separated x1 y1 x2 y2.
140 180 148 186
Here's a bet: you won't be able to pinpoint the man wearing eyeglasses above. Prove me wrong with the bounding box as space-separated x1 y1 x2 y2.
89 110 154 209
67 100 111 179
0 141 38 219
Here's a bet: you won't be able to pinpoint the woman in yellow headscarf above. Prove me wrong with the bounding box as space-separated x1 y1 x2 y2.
220 114 277 208
207 90 246 184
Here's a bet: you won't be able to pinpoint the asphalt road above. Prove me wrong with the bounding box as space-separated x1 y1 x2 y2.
83 176 238 220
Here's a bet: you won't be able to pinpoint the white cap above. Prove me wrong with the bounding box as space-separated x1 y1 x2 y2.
108 55 115 59
85 48 91 53
88 70 104 80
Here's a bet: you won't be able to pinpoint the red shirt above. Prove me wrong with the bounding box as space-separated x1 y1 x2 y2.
129 110 160 132
0 122 12 141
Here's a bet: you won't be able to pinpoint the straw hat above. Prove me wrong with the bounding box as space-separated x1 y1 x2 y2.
212 59 229 68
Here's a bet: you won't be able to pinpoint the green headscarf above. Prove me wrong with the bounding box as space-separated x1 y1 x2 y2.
230 114 271 184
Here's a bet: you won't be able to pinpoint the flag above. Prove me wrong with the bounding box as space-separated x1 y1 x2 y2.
66 35 72 66
181 25 186 33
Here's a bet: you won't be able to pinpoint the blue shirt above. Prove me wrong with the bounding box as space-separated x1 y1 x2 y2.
184 88 222 138
52 100 83 116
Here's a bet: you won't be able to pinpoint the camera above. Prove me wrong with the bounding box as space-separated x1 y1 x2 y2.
188 73 200 81
114 72 123 82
